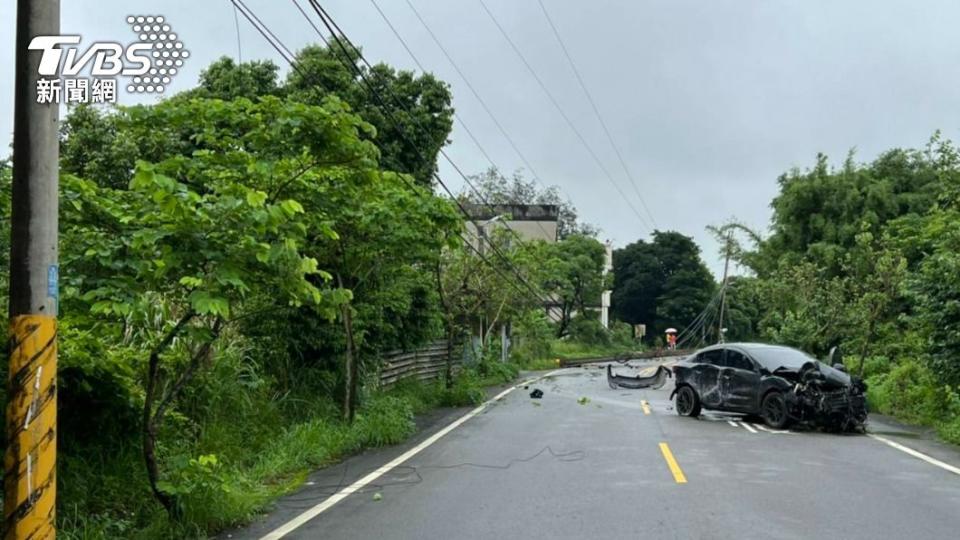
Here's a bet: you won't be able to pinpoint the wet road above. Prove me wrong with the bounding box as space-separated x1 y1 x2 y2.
232 361 960 540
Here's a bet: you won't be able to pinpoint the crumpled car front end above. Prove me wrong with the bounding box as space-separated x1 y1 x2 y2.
780 361 868 431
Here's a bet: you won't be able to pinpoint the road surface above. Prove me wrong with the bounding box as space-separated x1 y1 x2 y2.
231 361 960 540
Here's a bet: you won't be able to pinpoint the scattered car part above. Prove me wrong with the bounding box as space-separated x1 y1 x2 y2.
607 364 672 390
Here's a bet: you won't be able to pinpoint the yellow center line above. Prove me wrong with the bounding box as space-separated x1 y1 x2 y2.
640 400 651 415
659 442 687 484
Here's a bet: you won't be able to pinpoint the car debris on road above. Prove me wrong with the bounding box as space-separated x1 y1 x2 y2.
606 364 672 390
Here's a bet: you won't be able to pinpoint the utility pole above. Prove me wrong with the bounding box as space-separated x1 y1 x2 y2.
7 1 60 539
716 231 732 344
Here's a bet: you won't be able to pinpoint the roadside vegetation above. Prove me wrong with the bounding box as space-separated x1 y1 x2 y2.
0 44 630 539
612 137 960 445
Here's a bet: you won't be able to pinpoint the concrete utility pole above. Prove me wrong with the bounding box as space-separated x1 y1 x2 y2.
6 1 60 538
716 231 732 344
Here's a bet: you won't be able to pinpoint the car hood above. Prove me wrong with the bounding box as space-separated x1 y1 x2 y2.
772 360 852 388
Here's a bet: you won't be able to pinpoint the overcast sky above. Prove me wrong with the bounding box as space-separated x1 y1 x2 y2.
3 1 959 277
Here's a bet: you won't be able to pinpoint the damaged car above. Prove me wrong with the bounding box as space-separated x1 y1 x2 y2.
670 343 867 431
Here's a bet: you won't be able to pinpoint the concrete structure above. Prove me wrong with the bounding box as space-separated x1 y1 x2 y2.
463 204 560 362
463 203 559 246
600 241 613 328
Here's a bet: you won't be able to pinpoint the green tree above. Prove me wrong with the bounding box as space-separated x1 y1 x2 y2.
530 234 607 337
192 57 282 101
285 44 454 186
611 231 715 340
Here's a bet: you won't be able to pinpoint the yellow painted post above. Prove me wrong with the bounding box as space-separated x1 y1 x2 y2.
4 317 57 539
8 1 60 537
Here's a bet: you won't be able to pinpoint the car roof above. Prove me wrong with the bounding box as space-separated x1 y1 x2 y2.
689 343 817 369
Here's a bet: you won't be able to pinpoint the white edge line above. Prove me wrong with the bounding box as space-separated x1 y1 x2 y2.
739 422 758 434
868 434 960 476
259 370 565 540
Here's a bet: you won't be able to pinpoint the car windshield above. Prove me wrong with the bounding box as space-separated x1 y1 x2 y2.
744 345 817 370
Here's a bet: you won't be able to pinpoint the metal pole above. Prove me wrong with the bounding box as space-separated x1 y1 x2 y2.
716 231 731 344
7 1 60 538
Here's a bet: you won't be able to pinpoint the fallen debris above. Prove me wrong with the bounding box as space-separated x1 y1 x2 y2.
373 492 383 501
607 364 672 390
577 396 590 405
530 388 544 399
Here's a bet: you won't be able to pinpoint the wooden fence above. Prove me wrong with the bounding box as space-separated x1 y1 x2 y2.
378 340 461 388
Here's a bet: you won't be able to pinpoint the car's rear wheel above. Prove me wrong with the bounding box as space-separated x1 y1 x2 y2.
675 386 701 417
761 391 789 429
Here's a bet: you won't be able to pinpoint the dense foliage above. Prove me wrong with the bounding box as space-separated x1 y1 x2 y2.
1 46 626 538
722 134 960 443
611 231 716 342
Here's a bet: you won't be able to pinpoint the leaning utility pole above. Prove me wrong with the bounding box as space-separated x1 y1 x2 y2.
716 231 732 344
6 1 60 539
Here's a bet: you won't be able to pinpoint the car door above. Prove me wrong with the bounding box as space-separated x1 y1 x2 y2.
696 349 724 408
720 348 762 412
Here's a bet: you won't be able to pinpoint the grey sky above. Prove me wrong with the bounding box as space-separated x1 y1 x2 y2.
3 1 959 277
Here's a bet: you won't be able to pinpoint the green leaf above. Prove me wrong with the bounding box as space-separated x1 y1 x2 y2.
246 190 267 207
179 276 203 288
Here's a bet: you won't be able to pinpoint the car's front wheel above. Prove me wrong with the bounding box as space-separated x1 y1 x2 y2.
675 386 701 417
761 391 790 429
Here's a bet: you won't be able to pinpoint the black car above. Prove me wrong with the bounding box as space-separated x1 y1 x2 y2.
670 343 867 431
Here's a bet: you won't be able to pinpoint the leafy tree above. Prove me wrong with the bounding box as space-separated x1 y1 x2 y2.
611 231 715 340
285 44 454 186
58 95 388 512
192 57 282 101
529 234 607 337
438 228 543 356
755 136 958 276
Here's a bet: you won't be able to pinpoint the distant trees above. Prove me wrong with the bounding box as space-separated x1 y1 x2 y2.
611 231 716 341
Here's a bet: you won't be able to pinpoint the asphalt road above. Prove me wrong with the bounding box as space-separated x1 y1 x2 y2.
231 361 960 540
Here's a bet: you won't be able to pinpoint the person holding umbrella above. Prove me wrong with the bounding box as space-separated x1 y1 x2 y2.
665 328 678 350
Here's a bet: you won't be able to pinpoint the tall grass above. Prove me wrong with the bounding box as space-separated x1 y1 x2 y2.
55 360 506 540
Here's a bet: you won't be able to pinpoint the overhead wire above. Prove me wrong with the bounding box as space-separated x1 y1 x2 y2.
365 0 557 242
675 285 725 349
474 0 652 231
534 0 658 229
293 0 554 248
233 0 551 306
300 0 553 306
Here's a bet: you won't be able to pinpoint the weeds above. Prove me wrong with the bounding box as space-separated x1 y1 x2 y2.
54 367 502 539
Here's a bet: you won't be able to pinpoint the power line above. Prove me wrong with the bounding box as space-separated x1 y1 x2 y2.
232 2 243 62
364 0 557 242
298 0 553 303
304 0 546 303
535 0 658 229
234 0 551 306
397 0 555 195
475 0 652 231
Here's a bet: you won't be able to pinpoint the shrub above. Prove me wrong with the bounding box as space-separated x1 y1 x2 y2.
512 310 555 362
568 315 610 346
